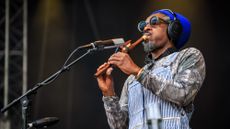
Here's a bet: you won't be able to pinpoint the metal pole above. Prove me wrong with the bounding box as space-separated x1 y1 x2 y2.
22 0 27 94
4 0 10 117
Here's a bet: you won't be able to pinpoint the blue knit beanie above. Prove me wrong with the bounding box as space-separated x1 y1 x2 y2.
151 9 191 49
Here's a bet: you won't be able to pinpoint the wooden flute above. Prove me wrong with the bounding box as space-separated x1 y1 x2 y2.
94 35 147 77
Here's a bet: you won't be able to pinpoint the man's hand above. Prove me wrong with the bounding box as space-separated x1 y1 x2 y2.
96 63 115 96
108 52 141 75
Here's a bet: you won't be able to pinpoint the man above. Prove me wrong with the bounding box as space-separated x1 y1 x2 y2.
96 9 206 129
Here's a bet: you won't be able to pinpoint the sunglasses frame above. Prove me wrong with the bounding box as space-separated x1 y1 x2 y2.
138 16 170 32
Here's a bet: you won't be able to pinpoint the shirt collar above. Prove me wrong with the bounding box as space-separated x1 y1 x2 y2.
145 47 178 64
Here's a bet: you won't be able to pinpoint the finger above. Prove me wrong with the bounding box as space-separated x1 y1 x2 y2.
106 67 113 75
96 75 102 80
111 52 128 61
108 60 120 66
108 56 120 62
97 62 108 71
96 76 103 84
96 74 107 84
98 65 105 70
115 52 126 57
97 79 106 89
111 52 123 58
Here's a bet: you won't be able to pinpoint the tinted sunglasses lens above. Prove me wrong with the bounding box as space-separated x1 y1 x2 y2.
150 16 159 25
138 21 147 32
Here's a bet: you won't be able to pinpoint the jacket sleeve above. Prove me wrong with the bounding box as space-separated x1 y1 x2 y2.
137 47 206 106
102 76 131 129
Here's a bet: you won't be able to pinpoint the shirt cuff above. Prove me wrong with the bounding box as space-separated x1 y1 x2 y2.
102 96 119 111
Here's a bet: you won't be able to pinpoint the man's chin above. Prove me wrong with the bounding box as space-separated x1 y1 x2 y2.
142 42 158 53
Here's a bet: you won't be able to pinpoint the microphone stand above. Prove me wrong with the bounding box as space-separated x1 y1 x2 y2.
1 47 96 129
146 103 162 129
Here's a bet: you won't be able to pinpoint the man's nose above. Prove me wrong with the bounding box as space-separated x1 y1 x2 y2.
143 24 152 33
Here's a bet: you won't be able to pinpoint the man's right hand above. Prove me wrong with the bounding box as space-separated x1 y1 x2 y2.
96 63 115 96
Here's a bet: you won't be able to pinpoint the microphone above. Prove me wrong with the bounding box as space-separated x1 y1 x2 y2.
78 38 125 50
28 117 59 128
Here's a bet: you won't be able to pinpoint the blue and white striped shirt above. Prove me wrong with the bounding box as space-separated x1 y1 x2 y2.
103 47 206 129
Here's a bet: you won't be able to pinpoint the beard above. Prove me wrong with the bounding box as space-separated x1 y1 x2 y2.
142 41 159 53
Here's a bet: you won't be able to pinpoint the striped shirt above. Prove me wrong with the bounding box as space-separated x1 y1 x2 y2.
103 47 206 129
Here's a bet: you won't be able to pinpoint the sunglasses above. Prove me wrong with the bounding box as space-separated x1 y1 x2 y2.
137 16 170 32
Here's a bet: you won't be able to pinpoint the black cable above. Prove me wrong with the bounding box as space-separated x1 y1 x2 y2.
38 47 82 86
